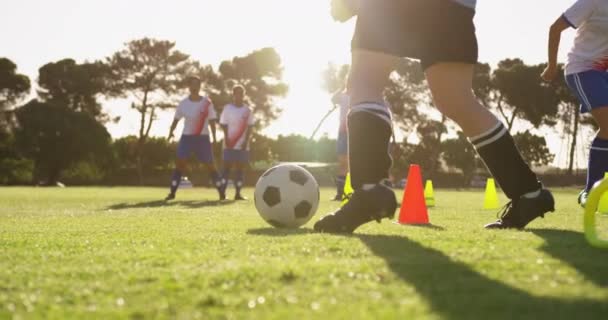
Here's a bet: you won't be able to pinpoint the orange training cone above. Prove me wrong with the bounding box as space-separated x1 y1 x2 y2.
398 164 429 225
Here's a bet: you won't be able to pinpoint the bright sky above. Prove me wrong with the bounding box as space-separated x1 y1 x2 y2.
1 0 588 168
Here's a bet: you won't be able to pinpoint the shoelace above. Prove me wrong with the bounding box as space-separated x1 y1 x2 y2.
341 192 353 204
496 201 514 221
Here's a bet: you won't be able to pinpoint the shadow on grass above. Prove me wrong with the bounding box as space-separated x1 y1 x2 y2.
358 233 608 320
392 222 446 231
106 200 236 210
247 227 314 236
531 228 608 287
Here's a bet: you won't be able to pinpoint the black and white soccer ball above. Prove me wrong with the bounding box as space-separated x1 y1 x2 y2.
254 164 320 229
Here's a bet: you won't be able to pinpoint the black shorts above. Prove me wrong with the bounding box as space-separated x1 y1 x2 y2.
352 0 478 70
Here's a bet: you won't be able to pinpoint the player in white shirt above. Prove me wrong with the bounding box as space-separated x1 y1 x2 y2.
220 86 255 200
541 0 608 207
332 90 350 201
165 76 225 201
315 0 554 233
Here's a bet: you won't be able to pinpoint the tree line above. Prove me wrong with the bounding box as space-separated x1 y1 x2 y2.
0 38 287 185
1 37 593 186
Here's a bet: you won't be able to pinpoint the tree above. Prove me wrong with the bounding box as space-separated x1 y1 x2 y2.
513 131 555 167
442 132 481 186
321 63 349 94
14 100 111 185
384 59 428 137
0 130 33 184
491 59 560 131
0 58 30 124
208 47 289 129
112 136 175 170
37 58 110 121
106 38 198 183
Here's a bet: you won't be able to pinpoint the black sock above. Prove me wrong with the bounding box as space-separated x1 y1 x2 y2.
470 122 541 199
348 103 393 190
235 169 244 195
169 170 182 195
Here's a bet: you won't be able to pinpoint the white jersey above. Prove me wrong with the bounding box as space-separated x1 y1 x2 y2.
563 0 608 75
220 104 255 150
174 96 216 136
332 92 350 134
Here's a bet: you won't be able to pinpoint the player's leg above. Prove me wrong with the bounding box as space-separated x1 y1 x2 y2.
196 135 226 200
233 151 249 200
314 49 399 233
568 71 608 206
166 136 191 200
221 149 233 194
588 107 608 196
425 62 554 229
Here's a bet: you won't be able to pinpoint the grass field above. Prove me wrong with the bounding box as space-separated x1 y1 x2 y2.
1 187 608 319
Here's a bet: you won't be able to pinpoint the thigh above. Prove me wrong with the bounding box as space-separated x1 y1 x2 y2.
425 62 475 110
591 107 608 137
176 136 192 160
194 135 214 163
348 50 398 105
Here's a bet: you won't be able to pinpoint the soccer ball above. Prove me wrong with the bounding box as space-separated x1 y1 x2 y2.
254 164 320 228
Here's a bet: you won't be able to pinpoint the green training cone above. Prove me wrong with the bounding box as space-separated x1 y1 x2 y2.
424 180 435 208
598 172 608 215
341 172 354 207
584 178 608 248
484 178 499 210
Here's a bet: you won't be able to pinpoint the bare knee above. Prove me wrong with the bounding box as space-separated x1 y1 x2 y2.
592 107 608 139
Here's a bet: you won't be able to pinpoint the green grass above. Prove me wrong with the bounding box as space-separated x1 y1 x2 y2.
1 187 608 319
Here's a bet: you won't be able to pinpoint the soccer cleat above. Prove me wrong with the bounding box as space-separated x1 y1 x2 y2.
314 183 397 234
164 193 175 201
484 188 555 229
234 194 248 201
217 187 226 201
578 190 588 208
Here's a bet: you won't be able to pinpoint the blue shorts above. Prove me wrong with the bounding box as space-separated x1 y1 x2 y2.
223 149 249 163
565 70 608 113
176 135 214 163
337 131 348 156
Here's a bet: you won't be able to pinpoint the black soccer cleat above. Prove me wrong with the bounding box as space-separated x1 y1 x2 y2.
218 188 226 201
314 183 397 234
578 190 588 208
164 193 175 201
484 188 555 230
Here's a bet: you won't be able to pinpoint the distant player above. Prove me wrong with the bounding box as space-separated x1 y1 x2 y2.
314 0 554 233
541 0 608 207
165 76 225 201
332 90 350 201
220 86 255 200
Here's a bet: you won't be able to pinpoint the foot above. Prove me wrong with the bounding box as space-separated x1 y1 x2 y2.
164 193 175 201
314 183 397 234
484 188 555 229
234 194 248 201
331 194 342 201
578 190 588 208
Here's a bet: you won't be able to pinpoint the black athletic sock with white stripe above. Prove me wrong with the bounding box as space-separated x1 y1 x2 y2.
470 122 541 200
348 103 393 190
